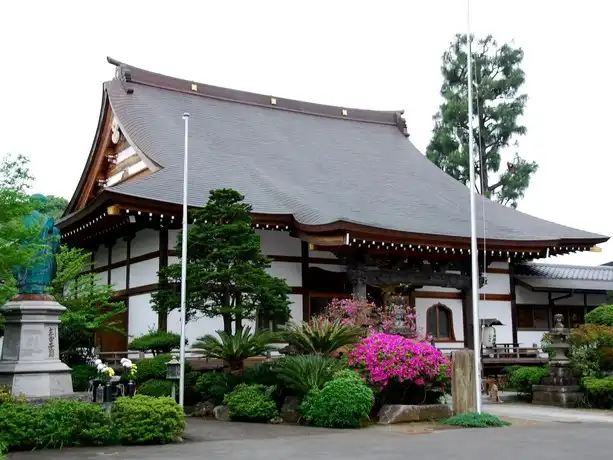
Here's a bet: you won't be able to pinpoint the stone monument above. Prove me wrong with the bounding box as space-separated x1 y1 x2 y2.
532 314 582 408
0 196 73 397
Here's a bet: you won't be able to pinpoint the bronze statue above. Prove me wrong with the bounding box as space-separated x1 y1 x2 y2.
12 195 60 295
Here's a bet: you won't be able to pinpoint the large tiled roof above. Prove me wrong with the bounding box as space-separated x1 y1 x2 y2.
104 59 608 244
516 263 613 281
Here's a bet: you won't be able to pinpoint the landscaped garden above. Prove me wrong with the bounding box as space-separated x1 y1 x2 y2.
504 303 613 408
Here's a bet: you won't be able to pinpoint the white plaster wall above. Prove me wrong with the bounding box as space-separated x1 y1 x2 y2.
93 247 107 268
288 294 303 323
310 263 346 272
268 262 301 287
258 230 301 257
112 239 128 264
130 258 159 288
515 285 548 304
481 272 510 295
518 330 549 349
587 294 608 306
168 229 180 250
309 249 338 259
110 266 127 291
128 294 158 340
167 311 223 347
414 289 464 343
479 301 513 344
131 229 159 257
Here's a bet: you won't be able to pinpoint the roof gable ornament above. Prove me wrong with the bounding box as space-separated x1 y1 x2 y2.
108 57 133 94
394 111 409 137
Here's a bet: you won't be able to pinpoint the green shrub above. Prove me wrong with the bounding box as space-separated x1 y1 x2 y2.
139 379 174 397
301 369 374 428
134 354 192 383
240 362 279 387
223 383 278 422
195 372 234 405
0 386 26 405
280 318 363 355
585 305 613 326
71 364 98 392
276 355 344 395
111 395 185 444
0 400 113 451
129 331 183 355
193 327 277 371
506 366 548 396
441 412 510 428
582 376 613 408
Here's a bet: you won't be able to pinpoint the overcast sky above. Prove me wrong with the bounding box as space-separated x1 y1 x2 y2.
1 0 611 266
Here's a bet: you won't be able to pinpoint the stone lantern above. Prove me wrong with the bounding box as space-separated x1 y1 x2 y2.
166 357 180 401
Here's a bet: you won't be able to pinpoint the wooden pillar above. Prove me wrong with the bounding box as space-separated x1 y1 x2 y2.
451 349 477 414
123 233 134 349
158 228 169 331
509 263 519 345
104 240 115 285
301 241 310 322
462 289 475 350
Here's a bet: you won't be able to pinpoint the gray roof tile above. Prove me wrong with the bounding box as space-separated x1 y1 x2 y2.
516 263 613 281
104 65 608 244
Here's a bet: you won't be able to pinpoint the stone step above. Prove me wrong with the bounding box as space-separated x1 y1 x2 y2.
533 384 581 393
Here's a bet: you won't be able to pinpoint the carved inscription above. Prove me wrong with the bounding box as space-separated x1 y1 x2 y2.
48 327 56 359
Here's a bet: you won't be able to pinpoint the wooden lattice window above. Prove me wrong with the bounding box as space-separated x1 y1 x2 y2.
426 303 455 340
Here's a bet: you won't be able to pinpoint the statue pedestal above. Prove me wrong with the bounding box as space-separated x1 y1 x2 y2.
0 297 73 397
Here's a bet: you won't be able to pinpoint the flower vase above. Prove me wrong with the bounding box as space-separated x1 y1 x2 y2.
127 380 135 397
103 382 113 403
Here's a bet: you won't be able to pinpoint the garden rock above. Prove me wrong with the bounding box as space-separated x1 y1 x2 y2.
377 404 451 424
213 405 229 421
193 401 215 417
269 416 284 424
280 396 301 423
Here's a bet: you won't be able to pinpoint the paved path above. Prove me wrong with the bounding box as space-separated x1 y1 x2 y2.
7 419 613 460
484 399 613 423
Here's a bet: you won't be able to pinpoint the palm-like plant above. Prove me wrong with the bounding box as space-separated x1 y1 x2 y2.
276 355 345 395
280 318 364 356
193 326 277 371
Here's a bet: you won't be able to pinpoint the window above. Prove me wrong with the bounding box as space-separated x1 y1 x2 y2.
518 305 586 329
426 303 454 340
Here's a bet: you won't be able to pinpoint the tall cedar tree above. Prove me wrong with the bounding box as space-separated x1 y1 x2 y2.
152 188 291 334
0 154 41 307
50 246 126 365
426 34 538 208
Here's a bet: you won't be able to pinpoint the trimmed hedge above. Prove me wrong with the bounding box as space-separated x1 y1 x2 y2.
0 395 185 452
71 364 98 392
301 369 374 428
139 379 174 397
112 395 185 444
134 354 192 383
583 376 613 409
506 366 548 397
223 383 278 422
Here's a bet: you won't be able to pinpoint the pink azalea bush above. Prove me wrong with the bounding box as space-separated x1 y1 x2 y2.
320 296 429 341
348 333 452 391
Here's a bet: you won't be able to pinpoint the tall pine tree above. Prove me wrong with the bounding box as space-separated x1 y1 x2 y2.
152 188 291 334
427 34 538 208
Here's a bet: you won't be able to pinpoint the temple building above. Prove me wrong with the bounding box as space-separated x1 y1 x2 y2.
57 57 611 355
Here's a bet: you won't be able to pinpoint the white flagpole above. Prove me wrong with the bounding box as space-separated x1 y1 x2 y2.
466 0 482 413
179 112 190 407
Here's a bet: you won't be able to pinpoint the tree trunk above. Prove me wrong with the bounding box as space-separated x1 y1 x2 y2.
477 107 489 196
222 313 232 335
235 294 243 333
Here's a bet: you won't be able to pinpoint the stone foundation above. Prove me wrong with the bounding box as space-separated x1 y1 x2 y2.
532 366 583 408
377 404 452 424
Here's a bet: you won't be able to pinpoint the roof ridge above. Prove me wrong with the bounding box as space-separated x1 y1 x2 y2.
106 57 409 136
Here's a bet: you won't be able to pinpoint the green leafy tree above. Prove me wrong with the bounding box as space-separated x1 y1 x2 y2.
427 34 538 208
50 245 126 365
34 195 68 219
152 188 291 333
0 154 41 307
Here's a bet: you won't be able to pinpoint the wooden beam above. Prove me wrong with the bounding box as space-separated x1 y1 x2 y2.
509 263 519 345
301 241 310 322
158 228 168 331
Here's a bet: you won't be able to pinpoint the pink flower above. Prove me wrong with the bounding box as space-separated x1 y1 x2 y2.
347 333 451 390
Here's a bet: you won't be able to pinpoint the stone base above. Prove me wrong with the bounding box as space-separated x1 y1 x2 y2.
0 299 73 398
532 365 583 408
377 404 452 424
